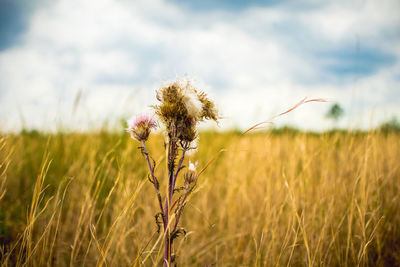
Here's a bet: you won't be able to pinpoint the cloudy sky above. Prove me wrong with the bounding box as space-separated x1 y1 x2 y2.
0 0 399 131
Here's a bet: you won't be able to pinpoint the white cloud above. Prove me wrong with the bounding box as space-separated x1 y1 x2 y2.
0 0 399 132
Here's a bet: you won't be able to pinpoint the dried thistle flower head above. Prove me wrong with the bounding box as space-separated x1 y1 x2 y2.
154 78 218 143
184 160 198 186
198 92 218 121
126 114 157 142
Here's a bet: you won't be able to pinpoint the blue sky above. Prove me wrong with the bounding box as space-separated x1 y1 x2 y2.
0 0 399 131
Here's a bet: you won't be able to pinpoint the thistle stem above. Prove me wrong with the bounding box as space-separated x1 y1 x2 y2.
173 192 189 232
172 144 188 191
141 141 164 215
164 122 178 267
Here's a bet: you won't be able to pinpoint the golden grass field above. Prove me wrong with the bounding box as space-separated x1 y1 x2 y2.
0 130 399 266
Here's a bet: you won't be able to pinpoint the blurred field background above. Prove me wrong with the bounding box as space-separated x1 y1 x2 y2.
1 129 399 266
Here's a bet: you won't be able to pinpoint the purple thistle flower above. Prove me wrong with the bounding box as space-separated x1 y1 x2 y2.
126 114 157 141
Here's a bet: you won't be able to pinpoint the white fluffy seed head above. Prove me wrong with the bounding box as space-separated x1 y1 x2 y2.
188 160 198 171
182 84 203 119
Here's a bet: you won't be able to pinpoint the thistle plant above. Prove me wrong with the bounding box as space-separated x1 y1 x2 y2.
126 79 218 266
